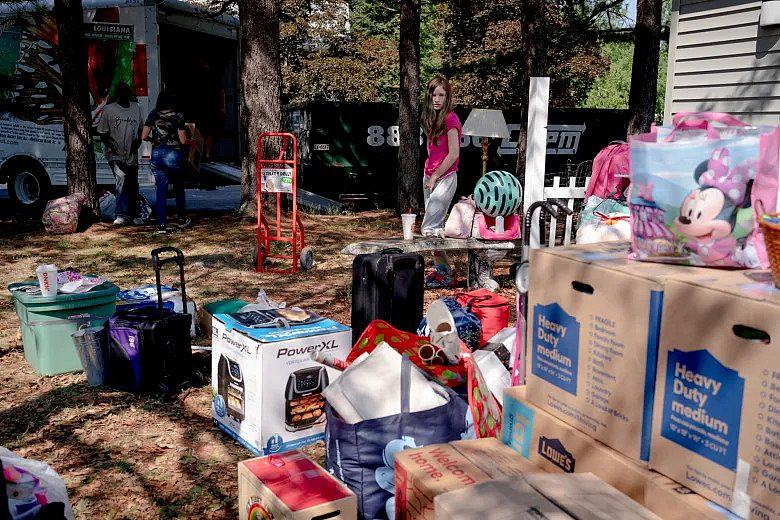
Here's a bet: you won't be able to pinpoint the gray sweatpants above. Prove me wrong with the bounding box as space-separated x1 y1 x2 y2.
421 173 457 235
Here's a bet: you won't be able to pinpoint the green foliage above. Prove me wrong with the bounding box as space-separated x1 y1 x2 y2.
657 42 668 117
581 40 669 121
583 41 632 109
281 0 654 110
282 0 443 104
445 1 610 109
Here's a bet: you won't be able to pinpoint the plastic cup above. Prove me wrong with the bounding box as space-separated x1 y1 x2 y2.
401 214 416 240
36 264 58 297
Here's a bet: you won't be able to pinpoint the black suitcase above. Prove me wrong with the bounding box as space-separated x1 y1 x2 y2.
350 248 424 343
107 247 192 396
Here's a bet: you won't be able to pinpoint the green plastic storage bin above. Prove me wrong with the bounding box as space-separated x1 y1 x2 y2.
9 281 119 376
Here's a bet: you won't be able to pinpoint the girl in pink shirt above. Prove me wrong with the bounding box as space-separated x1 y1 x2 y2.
421 76 461 288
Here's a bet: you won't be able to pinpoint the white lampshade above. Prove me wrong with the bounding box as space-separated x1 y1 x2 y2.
461 108 510 139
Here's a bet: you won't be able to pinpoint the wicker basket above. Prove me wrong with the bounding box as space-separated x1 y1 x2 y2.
759 215 780 288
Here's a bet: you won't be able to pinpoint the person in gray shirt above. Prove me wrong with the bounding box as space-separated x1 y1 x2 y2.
98 82 144 225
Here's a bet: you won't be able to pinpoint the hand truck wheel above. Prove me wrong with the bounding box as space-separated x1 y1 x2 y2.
299 246 314 270
252 243 268 268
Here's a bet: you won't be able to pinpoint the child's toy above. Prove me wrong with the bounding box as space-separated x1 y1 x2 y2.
473 170 522 217
473 212 520 240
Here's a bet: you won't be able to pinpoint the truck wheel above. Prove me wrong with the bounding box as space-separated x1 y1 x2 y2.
7 160 50 215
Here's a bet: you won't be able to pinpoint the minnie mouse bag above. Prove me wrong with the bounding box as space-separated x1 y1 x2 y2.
629 112 780 268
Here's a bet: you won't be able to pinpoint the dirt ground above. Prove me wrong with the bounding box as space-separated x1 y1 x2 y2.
0 208 516 519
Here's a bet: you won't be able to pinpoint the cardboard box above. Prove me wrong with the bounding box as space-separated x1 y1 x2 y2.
651 270 780 519
435 473 660 519
525 242 707 462
211 312 351 455
503 386 737 520
238 450 356 520
394 438 540 519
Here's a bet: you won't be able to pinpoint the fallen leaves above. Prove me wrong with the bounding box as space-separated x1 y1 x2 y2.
0 210 517 518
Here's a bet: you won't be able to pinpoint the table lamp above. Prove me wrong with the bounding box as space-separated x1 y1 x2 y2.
461 108 511 176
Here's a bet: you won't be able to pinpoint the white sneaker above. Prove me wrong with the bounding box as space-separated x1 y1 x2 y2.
426 299 461 364
113 217 126 226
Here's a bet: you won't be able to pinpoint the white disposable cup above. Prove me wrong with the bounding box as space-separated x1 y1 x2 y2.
401 214 416 240
36 264 58 297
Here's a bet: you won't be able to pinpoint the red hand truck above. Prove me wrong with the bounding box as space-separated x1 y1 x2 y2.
255 132 313 274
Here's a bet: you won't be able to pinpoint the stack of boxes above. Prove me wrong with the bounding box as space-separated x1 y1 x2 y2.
503 241 780 520
226 241 780 520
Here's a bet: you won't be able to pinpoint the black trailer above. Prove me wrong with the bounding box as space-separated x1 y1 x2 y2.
285 102 630 208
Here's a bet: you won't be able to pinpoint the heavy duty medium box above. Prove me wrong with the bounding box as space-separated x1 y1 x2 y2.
651 270 780 519
525 242 707 462
502 386 738 520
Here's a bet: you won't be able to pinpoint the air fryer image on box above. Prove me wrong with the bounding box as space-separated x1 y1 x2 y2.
218 354 245 422
285 367 329 432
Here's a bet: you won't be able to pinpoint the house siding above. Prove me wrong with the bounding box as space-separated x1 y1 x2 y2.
664 0 780 125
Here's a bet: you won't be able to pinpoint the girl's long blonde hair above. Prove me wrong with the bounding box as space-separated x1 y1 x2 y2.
423 76 453 144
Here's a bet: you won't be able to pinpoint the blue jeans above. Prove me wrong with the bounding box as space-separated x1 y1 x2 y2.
150 146 185 228
109 161 139 219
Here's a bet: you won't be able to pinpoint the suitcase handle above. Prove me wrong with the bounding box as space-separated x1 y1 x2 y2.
151 247 187 315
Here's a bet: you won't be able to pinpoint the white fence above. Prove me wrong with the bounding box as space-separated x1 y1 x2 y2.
543 175 590 247
524 77 592 249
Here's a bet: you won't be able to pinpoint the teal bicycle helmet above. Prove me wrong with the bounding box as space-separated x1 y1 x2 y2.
474 170 523 217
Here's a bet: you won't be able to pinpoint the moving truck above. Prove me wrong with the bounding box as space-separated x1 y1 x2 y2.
0 0 240 213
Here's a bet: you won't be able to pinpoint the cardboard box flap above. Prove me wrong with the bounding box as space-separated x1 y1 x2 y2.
434 479 573 520
524 474 661 520
435 474 661 520
664 269 780 306
215 312 350 342
450 438 539 477
241 452 353 511
530 242 710 283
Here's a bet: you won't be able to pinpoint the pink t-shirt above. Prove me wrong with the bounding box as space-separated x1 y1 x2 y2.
424 111 461 178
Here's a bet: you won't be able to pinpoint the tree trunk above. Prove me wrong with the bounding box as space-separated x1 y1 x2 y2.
514 0 546 183
627 0 662 135
398 0 422 214
237 0 282 216
53 0 97 211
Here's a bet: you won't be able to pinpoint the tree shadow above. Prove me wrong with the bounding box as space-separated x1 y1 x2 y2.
0 382 241 518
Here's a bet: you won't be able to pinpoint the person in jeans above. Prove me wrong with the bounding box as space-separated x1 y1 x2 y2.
98 82 143 225
142 90 190 234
